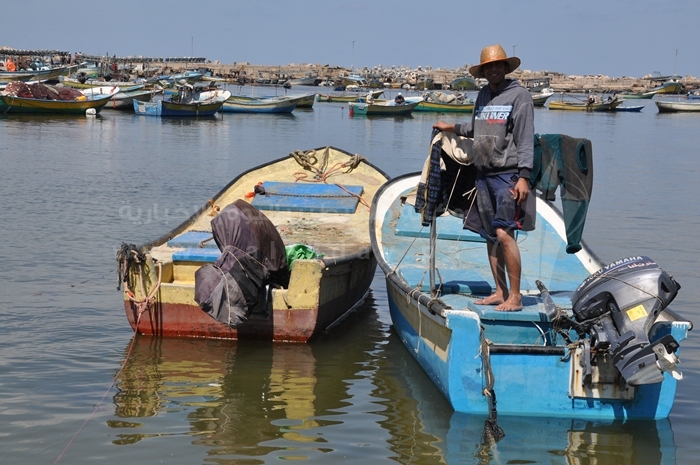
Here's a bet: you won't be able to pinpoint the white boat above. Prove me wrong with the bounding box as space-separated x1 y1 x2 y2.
287 73 318 86
655 98 700 113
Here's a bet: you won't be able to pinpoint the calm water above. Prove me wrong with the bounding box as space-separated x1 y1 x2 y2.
1 88 698 464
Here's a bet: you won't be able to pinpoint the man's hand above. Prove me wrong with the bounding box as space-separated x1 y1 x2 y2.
511 177 530 204
432 121 455 132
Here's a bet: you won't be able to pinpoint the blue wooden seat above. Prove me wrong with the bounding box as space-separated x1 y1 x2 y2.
167 231 216 249
251 181 364 213
171 248 220 263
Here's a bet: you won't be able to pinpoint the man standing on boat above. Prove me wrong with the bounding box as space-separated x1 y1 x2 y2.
433 44 534 311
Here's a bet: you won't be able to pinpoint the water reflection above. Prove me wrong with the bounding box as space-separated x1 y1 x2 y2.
111 298 390 461
377 335 678 465
111 295 676 464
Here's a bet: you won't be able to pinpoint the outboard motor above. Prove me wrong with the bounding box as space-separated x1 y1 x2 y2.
570 256 682 386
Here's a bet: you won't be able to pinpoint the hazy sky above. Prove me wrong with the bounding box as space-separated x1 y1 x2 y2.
3 0 698 78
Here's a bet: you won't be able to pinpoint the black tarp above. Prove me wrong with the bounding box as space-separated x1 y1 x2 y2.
194 199 289 326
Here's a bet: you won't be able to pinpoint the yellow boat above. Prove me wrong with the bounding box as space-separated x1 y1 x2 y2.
414 99 474 113
118 147 390 342
548 96 623 112
0 85 119 114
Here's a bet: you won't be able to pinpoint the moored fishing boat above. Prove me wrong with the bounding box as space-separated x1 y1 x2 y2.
117 146 390 342
412 91 474 113
220 95 299 113
349 99 419 116
530 88 555 106
0 83 119 114
133 85 230 116
98 86 159 110
316 90 384 103
548 95 623 111
655 98 700 112
370 132 692 419
614 104 644 112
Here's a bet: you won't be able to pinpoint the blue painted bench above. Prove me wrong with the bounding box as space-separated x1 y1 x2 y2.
251 181 364 214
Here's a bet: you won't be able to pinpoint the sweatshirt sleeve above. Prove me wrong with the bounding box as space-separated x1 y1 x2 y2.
512 91 535 180
454 120 473 138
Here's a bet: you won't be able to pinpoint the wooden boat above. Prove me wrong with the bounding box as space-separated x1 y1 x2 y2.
348 100 419 116
370 164 691 419
450 76 478 91
619 91 655 99
412 92 474 113
0 70 37 83
614 104 644 112
646 78 685 95
100 87 158 110
287 73 319 86
522 77 552 93
414 100 474 113
154 71 204 86
290 92 316 108
548 96 623 111
0 85 119 114
530 88 554 106
133 87 230 116
59 75 153 90
220 95 299 113
0 63 78 83
655 99 700 112
316 90 383 103
118 146 390 342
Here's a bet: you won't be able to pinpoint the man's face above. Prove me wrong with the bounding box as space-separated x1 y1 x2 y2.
483 61 507 87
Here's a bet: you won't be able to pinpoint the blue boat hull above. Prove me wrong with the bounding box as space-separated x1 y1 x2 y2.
372 173 691 419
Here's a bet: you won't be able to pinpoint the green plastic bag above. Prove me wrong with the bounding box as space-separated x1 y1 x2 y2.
285 244 319 267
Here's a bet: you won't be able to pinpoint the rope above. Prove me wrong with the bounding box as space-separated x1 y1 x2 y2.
479 337 505 444
54 246 163 464
288 148 370 208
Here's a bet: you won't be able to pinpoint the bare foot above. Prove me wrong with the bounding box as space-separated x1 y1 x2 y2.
495 294 523 312
474 293 506 306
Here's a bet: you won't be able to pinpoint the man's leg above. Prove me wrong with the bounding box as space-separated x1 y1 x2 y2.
494 228 523 311
474 241 509 305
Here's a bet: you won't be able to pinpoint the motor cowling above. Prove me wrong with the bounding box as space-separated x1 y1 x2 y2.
570 256 682 386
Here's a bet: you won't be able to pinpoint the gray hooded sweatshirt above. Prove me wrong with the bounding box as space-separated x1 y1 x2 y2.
454 79 534 180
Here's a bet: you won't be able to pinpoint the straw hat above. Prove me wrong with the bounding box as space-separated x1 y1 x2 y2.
469 44 521 79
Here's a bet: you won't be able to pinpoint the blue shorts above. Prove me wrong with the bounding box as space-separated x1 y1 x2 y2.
476 173 524 243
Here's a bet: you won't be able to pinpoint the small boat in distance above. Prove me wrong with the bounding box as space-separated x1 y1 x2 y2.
548 94 623 111
450 76 478 91
118 146 390 342
655 98 700 112
221 95 299 113
530 88 554 106
349 99 420 116
133 85 230 116
412 91 474 113
316 89 384 103
614 104 644 112
82 85 157 110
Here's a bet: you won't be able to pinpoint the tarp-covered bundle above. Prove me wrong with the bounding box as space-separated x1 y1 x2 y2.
194 199 289 327
2 81 85 100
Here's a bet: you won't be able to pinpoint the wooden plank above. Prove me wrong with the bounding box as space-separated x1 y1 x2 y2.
251 181 363 213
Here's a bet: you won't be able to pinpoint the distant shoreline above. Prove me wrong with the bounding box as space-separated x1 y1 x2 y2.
2 47 698 93
175 61 700 93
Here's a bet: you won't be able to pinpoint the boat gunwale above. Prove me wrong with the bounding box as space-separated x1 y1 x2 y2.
140 146 391 252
